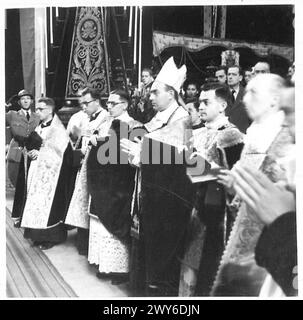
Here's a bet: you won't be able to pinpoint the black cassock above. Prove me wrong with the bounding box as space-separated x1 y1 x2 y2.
134 136 195 296
86 120 137 244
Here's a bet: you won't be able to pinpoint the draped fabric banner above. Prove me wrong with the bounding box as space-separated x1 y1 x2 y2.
152 30 294 62
219 6 227 39
203 6 212 38
19 8 35 96
34 8 47 100
65 7 109 98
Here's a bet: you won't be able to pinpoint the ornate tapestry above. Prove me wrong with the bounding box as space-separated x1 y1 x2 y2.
65 7 109 98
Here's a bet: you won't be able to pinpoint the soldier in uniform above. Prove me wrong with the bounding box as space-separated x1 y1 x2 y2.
6 89 39 187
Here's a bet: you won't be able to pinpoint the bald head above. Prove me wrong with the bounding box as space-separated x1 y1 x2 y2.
253 62 270 76
243 74 286 122
248 73 285 95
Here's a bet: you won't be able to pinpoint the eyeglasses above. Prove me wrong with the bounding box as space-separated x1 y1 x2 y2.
81 99 96 107
106 101 123 107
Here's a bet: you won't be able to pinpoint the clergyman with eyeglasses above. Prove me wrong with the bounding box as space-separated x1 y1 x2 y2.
11 97 74 251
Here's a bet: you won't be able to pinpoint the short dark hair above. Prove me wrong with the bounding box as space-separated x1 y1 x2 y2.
216 65 227 74
185 81 199 90
110 88 130 105
142 68 153 77
81 87 102 102
38 97 56 110
228 65 242 76
200 82 231 103
244 67 253 73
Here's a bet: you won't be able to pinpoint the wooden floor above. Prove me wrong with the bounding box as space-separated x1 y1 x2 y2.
6 184 130 298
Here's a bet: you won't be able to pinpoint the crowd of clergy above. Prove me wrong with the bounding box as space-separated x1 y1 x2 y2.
6 57 296 297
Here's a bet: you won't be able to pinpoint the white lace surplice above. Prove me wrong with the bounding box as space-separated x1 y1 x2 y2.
88 215 130 274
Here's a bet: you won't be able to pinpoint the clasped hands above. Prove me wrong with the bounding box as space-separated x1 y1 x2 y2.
218 165 295 225
27 149 39 160
120 137 141 157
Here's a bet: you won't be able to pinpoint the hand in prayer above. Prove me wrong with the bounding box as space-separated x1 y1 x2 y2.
120 138 141 167
120 138 141 157
231 165 296 225
27 149 39 160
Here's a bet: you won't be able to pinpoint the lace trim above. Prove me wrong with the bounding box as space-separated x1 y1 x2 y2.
88 216 129 273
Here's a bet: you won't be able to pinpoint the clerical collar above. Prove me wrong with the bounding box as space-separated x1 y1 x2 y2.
40 119 52 128
90 108 103 121
192 122 204 130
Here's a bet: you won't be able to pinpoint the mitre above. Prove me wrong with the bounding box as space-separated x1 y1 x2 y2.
154 57 187 92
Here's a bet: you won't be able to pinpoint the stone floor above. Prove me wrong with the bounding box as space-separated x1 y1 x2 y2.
6 181 130 298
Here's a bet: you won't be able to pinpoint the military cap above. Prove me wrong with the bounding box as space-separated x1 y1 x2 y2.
18 89 33 99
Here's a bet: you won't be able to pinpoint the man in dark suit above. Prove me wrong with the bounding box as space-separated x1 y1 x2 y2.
6 89 40 186
225 65 251 133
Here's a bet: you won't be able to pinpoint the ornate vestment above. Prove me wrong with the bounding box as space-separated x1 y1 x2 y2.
21 115 71 229
180 117 244 296
129 102 191 296
211 111 294 296
64 113 111 229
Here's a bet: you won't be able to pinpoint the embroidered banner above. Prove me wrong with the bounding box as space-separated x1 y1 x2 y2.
153 30 294 62
65 7 109 98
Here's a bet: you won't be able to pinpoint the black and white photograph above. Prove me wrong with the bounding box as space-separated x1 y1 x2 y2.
4 1 299 300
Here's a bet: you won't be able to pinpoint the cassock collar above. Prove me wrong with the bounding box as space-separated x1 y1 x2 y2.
40 118 53 128
90 107 104 121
